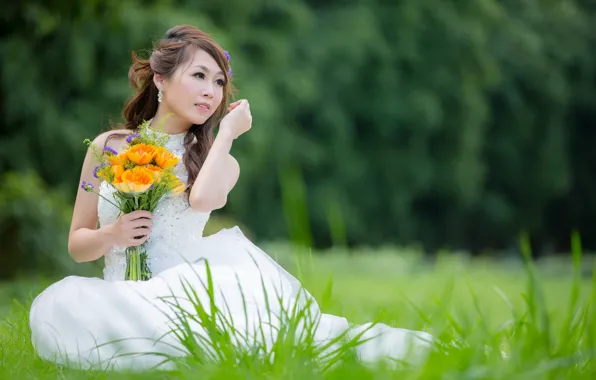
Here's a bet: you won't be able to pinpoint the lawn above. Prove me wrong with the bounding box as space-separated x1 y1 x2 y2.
0 241 594 379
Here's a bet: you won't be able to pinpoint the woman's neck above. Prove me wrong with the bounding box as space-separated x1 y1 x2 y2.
151 108 191 135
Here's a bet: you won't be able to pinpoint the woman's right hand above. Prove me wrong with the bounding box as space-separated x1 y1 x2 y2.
106 210 153 246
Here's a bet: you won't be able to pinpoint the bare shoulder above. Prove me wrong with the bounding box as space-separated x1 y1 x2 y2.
90 129 132 153
91 128 130 143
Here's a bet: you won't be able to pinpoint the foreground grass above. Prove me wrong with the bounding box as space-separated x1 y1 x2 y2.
1 241 595 379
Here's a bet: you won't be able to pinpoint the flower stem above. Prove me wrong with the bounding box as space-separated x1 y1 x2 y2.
135 245 141 280
88 188 121 210
125 243 151 281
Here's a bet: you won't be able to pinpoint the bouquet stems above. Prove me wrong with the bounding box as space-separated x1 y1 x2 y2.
125 243 152 281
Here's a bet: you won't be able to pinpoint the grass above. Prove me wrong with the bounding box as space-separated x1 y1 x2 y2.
0 236 595 379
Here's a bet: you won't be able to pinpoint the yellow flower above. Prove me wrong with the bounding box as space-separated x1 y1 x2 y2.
112 166 155 194
154 147 180 169
107 152 129 166
126 144 158 165
96 164 125 182
145 164 164 179
96 166 110 181
111 164 125 180
171 177 186 194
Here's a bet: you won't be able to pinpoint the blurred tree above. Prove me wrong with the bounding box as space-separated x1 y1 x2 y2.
1 0 595 279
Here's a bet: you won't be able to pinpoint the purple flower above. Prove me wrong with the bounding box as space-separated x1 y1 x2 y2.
103 146 118 155
126 133 141 143
223 50 232 77
80 181 95 192
93 163 107 178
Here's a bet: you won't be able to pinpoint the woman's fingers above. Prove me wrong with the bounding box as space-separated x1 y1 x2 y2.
227 100 243 113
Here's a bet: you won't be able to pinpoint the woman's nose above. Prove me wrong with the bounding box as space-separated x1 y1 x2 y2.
201 84 214 98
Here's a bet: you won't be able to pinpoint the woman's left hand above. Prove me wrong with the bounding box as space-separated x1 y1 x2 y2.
227 100 243 114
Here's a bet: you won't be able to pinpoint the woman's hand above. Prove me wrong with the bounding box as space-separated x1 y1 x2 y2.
227 100 243 113
220 99 252 140
105 210 153 246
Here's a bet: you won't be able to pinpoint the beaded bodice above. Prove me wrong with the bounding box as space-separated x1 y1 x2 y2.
97 130 210 281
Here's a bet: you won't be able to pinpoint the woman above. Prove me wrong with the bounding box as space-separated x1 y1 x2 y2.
29 25 433 371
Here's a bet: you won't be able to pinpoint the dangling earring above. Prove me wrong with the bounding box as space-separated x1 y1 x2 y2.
157 89 163 103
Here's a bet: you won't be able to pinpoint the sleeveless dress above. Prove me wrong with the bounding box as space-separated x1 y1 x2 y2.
29 131 434 371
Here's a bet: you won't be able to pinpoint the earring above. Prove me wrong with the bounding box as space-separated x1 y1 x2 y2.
157 89 163 103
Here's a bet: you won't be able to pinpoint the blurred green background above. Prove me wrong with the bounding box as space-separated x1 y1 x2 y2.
1 0 596 281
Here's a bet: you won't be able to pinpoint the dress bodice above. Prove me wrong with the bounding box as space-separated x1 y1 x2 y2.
97 130 211 281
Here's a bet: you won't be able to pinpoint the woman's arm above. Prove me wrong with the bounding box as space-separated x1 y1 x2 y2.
189 99 251 212
68 132 118 262
188 129 240 212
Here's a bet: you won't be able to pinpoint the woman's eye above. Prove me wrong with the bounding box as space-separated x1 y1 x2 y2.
216 79 225 87
193 72 205 79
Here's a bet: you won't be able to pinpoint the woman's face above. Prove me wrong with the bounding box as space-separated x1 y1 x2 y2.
156 48 226 126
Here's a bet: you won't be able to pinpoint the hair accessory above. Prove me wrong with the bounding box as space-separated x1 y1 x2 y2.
224 50 233 77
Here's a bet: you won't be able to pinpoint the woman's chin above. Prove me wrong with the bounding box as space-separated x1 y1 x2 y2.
173 107 216 126
187 114 213 126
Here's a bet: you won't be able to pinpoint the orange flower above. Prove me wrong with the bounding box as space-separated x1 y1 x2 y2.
126 144 158 165
154 147 180 169
96 164 124 182
111 164 125 180
145 164 164 179
112 166 155 193
107 152 129 166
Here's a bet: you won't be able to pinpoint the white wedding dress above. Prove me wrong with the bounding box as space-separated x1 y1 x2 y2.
29 131 433 371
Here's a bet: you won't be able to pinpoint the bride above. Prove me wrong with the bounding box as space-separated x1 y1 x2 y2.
29 25 433 371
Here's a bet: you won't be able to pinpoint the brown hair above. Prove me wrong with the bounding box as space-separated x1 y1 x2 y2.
107 25 235 190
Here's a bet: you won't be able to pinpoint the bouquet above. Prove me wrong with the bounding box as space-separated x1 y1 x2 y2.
80 120 185 281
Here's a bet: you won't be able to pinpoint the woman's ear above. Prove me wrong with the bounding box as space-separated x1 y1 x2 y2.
153 73 164 91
